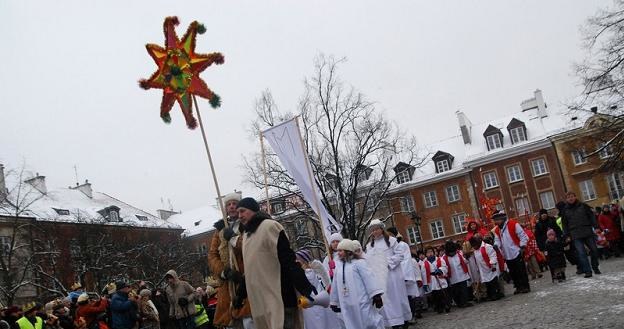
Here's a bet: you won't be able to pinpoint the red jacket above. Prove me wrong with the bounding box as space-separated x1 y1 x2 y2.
76 298 109 326
598 211 621 241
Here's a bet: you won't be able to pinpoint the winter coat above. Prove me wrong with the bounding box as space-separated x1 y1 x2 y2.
76 298 109 327
561 201 597 240
242 212 314 329
207 219 251 327
139 299 160 329
110 292 137 329
598 210 622 241
164 270 196 320
545 240 567 269
534 217 563 251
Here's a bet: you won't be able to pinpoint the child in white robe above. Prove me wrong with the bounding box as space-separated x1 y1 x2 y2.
423 247 450 313
296 249 339 329
469 235 504 301
442 240 472 308
322 233 346 329
365 220 412 329
329 239 384 329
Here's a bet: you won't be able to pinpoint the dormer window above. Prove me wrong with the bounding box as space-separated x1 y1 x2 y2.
53 208 70 216
507 118 527 144
355 164 373 183
483 125 503 151
98 206 121 222
194 220 201 226
136 215 148 221
432 151 454 174
393 162 415 184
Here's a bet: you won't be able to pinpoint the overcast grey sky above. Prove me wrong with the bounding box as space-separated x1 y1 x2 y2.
0 0 604 214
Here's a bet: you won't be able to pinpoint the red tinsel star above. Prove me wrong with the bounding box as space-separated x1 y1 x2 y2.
140 16 224 129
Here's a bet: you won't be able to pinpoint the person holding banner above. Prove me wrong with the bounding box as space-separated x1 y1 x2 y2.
234 197 316 329
364 220 412 329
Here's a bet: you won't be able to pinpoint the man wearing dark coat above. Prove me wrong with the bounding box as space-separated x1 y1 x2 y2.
561 191 601 278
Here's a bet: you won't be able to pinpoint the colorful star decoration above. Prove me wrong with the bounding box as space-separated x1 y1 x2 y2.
140 16 224 129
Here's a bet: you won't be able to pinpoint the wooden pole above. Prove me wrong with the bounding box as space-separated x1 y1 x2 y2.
293 116 331 256
259 132 272 216
192 95 228 228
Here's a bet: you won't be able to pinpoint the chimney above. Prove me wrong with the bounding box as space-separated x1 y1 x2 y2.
520 89 548 118
0 164 6 198
71 179 93 198
456 110 472 144
25 173 47 194
157 209 180 221
590 106 598 114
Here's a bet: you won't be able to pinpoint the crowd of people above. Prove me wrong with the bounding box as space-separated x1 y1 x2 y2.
1 191 622 329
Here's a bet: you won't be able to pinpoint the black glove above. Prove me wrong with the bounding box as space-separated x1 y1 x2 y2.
372 294 383 309
232 295 244 309
177 297 188 307
330 305 341 313
223 227 236 241
223 267 243 284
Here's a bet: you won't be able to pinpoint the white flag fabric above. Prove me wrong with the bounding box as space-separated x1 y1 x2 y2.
262 118 342 243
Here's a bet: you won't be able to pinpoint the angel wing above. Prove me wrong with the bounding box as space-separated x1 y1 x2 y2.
310 259 331 289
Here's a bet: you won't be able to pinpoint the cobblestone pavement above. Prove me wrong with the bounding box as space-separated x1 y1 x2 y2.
411 257 624 329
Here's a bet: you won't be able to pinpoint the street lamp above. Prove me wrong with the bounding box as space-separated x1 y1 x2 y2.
410 211 424 250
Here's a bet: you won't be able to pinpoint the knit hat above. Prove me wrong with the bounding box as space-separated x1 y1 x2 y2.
337 239 357 252
352 240 362 252
546 229 556 238
491 210 507 221
539 209 548 215
21 302 37 314
329 233 343 243
139 289 151 298
237 197 260 212
367 219 385 230
295 249 313 263
115 280 128 290
77 293 89 304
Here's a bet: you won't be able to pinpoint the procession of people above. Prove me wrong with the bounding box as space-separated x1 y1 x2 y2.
2 190 622 329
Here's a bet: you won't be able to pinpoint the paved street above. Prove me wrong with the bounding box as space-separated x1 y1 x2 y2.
413 257 624 329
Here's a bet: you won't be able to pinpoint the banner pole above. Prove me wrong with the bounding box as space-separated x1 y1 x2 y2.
193 95 228 228
293 116 331 256
260 132 272 216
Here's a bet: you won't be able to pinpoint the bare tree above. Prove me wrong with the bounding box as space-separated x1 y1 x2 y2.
573 0 624 170
245 55 427 242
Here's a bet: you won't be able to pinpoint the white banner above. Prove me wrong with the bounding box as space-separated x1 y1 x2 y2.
262 118 342 243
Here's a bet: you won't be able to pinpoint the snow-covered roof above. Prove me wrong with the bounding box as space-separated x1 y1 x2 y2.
167 205 223 237
0 182 181 230
391 94 584 192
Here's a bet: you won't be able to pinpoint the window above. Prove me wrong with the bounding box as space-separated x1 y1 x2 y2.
136 215 149 221
53 208 70 216
598 143 613 159
531 158 548 176
507 165 523 183
430 220 445 240
396 170 411 184
510 127 527 144
483 172 499 189
69 240 81 258
407 227 422 245
446 185 461 203
607 173 624 200
539 191 556 210
515 197 530 216
199 244 207 255
272 202 285 214
400 195 415 212
579 179 597 201
451 213 467 234
495 203 505 212
423 191 438 208
486 134 503 150
0 236 11 257
572 149 587 165
436 160 450 173
110 210 120 222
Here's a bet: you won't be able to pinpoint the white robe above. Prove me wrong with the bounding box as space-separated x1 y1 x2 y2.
422 258 448 291
322 253 346 329
405 257 423 297
473 242 499 283
365 236 412 327
303 268 337 329
329 259 384 329
445 253 471 285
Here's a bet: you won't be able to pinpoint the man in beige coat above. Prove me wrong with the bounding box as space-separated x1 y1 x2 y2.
234 197 316 329
164 270 196 329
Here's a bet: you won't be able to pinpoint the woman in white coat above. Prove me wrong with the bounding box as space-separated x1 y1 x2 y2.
365 220 412 329
322 233 346 329
329 239 384 329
